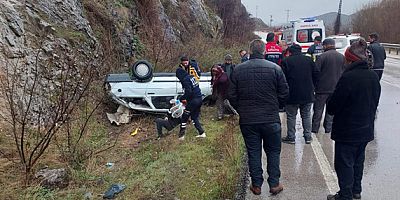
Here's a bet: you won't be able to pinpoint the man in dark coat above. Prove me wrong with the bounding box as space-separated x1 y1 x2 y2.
281 44 318 144
326 38 381 200
176 68 205 140
312 38 345 134
228 39 289 196
368 32 386 80
221 54 235 80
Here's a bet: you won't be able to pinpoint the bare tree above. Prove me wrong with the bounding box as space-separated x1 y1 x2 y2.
353 0 400 43
0 38 100 183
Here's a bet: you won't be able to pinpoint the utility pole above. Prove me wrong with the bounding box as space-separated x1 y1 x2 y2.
270 15 273 27
285 9 290 23
334 0 343 35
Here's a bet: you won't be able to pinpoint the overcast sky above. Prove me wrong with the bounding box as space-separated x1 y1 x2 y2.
242 0 374 25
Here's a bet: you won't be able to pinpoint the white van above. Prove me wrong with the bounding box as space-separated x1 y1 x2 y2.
281 18 326 53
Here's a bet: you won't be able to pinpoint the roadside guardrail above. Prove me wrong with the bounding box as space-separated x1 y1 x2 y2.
382 43 400 55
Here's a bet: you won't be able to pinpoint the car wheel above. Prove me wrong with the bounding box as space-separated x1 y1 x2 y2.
132 60 153 82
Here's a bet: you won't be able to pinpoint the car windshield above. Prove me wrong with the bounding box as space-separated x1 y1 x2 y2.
332 38 349 49
296 29 322 43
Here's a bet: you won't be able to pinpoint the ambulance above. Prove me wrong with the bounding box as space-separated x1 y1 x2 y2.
281 18 326 53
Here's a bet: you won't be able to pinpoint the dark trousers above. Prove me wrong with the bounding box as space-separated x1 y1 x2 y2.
373 69 383 80
312 94 333 133
216 96 237 119
335 142 368 200
180 97 204 135
155 118 179 137
285 103 312 140
240 123 282 188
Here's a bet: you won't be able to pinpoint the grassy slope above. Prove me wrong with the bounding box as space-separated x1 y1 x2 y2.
0 106 245 200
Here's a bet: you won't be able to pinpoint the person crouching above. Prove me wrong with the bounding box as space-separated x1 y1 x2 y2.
155 100 183 140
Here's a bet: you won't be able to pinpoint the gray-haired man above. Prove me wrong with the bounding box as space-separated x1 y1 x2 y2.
229 39 289 196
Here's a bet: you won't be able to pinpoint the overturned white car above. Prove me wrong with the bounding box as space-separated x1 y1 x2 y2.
104 60 212 113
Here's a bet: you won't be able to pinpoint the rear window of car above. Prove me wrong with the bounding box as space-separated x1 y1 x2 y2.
333 38 349 49
296 29 322 43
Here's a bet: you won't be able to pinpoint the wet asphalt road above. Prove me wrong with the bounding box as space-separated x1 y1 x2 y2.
245 56 400 200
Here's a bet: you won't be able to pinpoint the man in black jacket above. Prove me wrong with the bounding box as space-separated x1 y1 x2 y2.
221 54 235 80
229 39 289 196
176 68 205 140
326 38 381 200
312 39 345 134
368 33 386 80
281 44 318 144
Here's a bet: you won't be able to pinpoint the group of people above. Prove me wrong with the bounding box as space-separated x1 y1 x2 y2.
155 31 387 200
228 32 385 200
155 50 247 140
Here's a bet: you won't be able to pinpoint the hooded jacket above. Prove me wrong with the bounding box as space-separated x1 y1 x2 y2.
212 67 229 98
327 60 381 142
176 68 202 101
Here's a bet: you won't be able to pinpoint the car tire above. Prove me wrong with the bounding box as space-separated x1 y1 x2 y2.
132 60 153 82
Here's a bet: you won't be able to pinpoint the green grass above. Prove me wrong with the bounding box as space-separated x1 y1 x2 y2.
0 107 245 200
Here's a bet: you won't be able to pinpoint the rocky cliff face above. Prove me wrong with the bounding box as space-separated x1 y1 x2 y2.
0 0 250 72
0 0 98 75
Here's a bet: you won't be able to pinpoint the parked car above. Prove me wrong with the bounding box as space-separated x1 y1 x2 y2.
104 60 212 113
326 34 361 55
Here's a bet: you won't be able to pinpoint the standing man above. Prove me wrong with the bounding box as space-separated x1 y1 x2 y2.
176 68 205 140
229 39 289 196
239 49 249 63
307 36 324 62
279 40 290 58
179 55 201 82
326 38 381 200
368 32 386 80
265 32 283 65
221 54 235 80
312 38 345 134
281 44 318 144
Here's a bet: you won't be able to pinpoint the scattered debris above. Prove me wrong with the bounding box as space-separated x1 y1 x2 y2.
105 162 114 169
84 192 93 200
103 183 126 199
35 168 70 189
131 128 139 137
106 105 131 125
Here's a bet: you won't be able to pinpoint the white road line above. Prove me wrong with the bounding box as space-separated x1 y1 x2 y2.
382 79 400 89
310 134 339 194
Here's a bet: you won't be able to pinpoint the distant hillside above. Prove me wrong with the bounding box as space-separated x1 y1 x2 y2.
316 12 354 34
253 17 269 31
